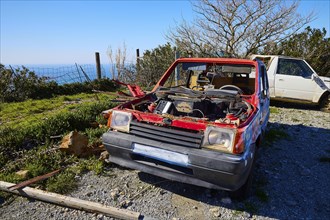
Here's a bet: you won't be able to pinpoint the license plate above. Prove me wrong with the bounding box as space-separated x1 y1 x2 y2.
132 143 188 167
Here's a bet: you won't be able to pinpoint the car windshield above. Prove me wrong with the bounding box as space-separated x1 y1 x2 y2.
162 62 256 95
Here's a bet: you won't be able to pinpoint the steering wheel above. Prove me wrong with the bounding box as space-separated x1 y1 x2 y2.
219 85 244 95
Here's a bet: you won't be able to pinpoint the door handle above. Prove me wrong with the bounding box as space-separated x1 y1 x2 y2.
278 78 284 81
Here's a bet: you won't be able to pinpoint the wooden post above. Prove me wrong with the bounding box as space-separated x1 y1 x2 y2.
0 181 140 220
95 52 102 80
136 49 140 75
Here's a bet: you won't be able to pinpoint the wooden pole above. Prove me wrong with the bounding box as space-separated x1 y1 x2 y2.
0 181 140 220
136 49 140 76
95 52 102 80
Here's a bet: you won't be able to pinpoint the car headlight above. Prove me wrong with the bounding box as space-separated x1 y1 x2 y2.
202 126 235 153
110 110 132 133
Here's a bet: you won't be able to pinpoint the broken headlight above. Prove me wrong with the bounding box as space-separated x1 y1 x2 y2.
110 110 132 133
202 126 235 153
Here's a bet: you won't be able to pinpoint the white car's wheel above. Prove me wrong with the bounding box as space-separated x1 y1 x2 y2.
320 94 330 112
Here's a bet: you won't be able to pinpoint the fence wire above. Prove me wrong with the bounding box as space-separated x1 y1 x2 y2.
19 64 108 84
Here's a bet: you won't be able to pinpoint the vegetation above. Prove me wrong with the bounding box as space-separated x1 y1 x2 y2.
270 107 280 114
166 0 313 58
262 26 330 77
265 127 290 146
0 65 119 196
0 93 116 168
255 188 269 202
136 43 176 87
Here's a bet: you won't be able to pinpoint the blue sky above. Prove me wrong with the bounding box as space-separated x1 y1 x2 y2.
1 0 329 65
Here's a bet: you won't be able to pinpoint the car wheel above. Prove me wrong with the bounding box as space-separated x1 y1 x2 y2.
229 147 257 200
320 94 330 112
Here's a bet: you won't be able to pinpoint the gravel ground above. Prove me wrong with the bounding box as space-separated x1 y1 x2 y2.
1 105 329 220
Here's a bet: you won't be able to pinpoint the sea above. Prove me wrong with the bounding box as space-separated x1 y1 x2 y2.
6 63 117 84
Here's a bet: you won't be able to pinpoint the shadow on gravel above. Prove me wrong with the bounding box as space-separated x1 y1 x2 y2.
137 121 330 219
270 100 320 111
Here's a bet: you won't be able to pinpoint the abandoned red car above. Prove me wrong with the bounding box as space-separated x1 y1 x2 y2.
102 58 270 198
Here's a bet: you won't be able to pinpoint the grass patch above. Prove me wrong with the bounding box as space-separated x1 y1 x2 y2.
255 188 269 202
244 202 258 213
46 171 77 194
0 78 120 196
232 209 244 216
270 107 279 114
0 146 107 195
0 93 117 168
264 128 290 146
319 156 330 163
0 93 115 128
0 91 116 196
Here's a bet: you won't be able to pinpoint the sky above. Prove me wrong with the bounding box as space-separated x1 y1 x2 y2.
1 0 329 65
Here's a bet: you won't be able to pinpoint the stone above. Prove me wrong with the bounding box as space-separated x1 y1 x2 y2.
59 131 88 156
209 207 221 217
15 170 29 179
120 200 132 207
99 151 109 161
110 191 118 199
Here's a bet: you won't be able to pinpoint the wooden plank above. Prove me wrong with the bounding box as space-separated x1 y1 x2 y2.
0 181 140 220
8 169 61 191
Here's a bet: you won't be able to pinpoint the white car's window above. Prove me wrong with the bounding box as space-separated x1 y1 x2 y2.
277 58 314 78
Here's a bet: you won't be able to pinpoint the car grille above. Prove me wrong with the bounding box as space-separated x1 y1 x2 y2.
129 120 203 148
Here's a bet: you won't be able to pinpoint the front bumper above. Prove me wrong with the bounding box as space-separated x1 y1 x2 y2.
102 131 255 191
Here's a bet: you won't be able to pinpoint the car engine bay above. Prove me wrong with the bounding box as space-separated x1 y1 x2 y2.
130 86 253 125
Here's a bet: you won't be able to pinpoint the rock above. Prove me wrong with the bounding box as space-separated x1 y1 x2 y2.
99 151 109 161
85 192 93 197
15 170 29 179
209 207 221 217
221 197 232 204
59 131 88 156
120 200 132 207
110 191 118 199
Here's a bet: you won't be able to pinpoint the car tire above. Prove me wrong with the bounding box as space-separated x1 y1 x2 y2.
229 147 257 200
320 94 330 112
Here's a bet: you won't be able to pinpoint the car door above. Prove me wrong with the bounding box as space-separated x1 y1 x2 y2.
259 64 270 130
275 58 317 101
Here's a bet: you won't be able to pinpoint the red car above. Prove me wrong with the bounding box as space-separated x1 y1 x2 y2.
102 58 270 198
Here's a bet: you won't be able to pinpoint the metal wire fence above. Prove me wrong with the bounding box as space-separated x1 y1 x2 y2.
10 64 109 84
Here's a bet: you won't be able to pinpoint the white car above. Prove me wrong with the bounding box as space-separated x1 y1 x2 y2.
250 55 330 111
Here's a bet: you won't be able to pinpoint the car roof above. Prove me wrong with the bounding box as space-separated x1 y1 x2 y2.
176 57 257 65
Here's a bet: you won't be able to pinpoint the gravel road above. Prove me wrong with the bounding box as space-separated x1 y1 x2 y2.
1 105 329 220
